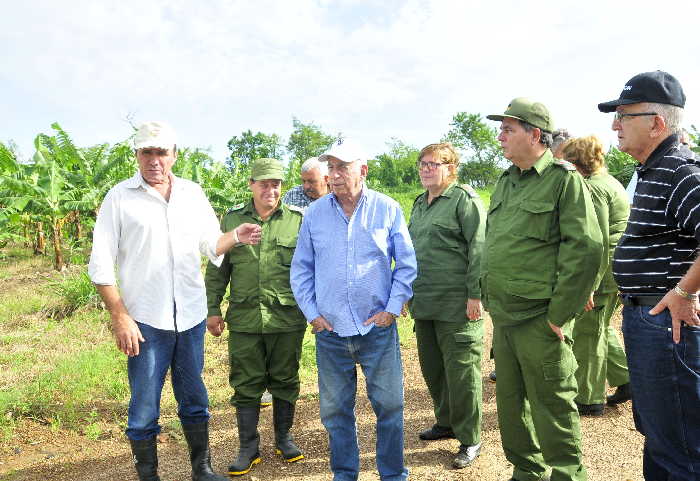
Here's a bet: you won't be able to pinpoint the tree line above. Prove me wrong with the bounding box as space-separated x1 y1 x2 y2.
1 117 697 271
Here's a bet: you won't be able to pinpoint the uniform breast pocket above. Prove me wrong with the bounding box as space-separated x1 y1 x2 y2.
513 201 555 241
431 220 461 249
276 236 297 266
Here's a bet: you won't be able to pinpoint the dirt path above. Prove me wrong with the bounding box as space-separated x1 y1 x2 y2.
1 319 642 481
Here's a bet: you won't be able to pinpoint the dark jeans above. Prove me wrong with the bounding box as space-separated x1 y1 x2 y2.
126 320 210 440
622 305 700 480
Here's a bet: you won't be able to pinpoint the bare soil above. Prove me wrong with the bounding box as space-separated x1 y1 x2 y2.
0 316 642 481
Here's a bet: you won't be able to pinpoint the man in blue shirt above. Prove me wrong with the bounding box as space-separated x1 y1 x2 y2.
291 138 417 481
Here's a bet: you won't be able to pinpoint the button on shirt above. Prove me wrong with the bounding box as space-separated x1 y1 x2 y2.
88 172 223 332
290 187 417 337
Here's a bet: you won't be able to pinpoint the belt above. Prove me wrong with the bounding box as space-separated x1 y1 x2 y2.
619 294 665 307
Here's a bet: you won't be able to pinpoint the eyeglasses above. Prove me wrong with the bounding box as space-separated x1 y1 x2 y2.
416 160 446 171
614 111 658 122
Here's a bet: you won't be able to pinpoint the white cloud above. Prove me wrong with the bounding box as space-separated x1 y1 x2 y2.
1 0 699 162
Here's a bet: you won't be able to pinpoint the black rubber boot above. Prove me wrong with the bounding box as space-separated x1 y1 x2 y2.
228 406 262 476
273 398 304 462
181 422 228 481
607 383 632 405
129 437 161 481
418 424 455 440
576 402 604 416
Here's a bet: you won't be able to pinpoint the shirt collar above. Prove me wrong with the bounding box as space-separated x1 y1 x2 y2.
504 149 553 177
419 181 458 203
639 134 680 172
242 198 285 219
125 171 179 190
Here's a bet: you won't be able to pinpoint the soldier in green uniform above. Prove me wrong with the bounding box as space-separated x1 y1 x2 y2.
408 142 486 469
204 158 306 476
561 136 631 416
483 98 603 481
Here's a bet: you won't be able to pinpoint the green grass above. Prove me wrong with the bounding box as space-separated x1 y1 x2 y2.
49 268 101 314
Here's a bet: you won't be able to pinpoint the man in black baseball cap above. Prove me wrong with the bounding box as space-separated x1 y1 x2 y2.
600 71 700 480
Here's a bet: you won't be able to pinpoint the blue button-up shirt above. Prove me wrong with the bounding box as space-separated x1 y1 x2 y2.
291 187 417 337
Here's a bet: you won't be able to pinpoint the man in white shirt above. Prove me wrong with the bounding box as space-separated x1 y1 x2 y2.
89 121 260 481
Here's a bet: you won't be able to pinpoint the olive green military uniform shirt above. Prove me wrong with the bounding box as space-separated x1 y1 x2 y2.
482 150 603 327
205 200 306 333
585 172 629 295
408 182 486 322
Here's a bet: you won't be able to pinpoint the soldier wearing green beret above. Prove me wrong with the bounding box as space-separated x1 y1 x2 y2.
483 98 604 481
408 142 485 469
204 158 306 476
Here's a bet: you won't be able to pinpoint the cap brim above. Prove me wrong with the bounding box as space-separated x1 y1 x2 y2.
252 173 284 181
486 114 524 123
135 141 175 150
597 98 640 113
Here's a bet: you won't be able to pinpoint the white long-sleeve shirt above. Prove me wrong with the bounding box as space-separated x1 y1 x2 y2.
88 172 223 332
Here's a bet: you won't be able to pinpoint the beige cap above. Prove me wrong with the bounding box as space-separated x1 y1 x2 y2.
134 121 177 150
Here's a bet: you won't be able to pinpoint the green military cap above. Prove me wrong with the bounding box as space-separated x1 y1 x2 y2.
250 157 285 181
487 97 555 133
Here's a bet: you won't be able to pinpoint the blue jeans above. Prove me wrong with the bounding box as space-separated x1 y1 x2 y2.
622 304 700 480
126 320 210 440
315 324 408 481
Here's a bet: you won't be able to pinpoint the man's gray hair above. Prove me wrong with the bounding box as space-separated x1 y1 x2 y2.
647 102 684 135
300 157 328 176
551 129 571 153
519 121 553 148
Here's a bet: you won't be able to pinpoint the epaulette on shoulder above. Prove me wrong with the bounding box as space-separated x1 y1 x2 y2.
412 191 425 207
286 204 305 215
226 202 246 214
458 184 479 198
553 159 577 171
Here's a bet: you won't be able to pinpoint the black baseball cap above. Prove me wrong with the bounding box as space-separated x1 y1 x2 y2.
598 70 686 113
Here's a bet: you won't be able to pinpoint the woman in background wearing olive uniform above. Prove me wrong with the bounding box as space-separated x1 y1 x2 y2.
562 136 631 416
408 142 486 469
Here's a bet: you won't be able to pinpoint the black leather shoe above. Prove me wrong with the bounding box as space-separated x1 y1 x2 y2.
452 443 480 469
418 424 455 440
607 383 632 405
488 370 497 383
576 402 604 416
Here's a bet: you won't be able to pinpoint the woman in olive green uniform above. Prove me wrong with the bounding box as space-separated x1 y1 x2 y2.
562 136 631 416
408 142 486 469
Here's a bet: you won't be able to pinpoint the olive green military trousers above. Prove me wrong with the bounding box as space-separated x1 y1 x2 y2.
228 330 305 407
493 318 587 481
415 318 483 446
572 292 629 404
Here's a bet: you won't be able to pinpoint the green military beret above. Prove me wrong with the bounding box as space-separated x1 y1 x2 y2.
487 97 555 133
251 157 285 181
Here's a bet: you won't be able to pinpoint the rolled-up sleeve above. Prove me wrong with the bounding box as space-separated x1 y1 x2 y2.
291 216 320 322
88 190 119 286
386 205 417 316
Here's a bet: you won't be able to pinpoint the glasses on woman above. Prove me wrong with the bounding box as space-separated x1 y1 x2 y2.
416 160 446 171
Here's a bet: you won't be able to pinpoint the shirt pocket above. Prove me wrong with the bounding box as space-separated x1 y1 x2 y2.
431 219 461 249
513 200 554 241
276 236 297 266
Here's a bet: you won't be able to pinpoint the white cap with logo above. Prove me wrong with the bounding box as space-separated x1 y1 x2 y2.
134 121 178 150
319 138 368 165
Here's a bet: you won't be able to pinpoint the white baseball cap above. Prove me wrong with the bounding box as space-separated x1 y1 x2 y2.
134 121 178 150
319 138 368 165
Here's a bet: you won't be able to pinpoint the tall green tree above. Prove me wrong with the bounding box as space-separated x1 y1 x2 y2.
367 139 420 189
226 130 284 173
444 112 504 189
285 118 337 187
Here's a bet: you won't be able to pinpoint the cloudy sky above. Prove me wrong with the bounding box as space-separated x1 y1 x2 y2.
2 0 698 162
